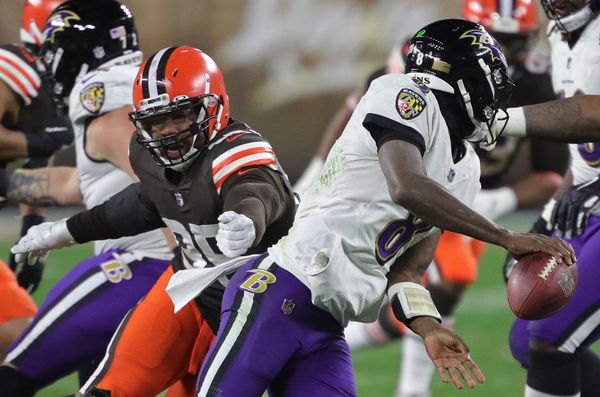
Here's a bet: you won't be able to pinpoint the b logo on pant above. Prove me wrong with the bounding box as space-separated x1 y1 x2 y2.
240 269 276 293
101 260 132 284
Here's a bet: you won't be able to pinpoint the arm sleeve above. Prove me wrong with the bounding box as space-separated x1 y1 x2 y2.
220 166 293 246
66 182 165 243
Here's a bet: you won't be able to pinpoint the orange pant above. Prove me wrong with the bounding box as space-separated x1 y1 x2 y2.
94 266 215 397
0 260 37 324
430 231 485 285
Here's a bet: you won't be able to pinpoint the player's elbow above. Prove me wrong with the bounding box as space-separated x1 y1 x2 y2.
388 183 414 206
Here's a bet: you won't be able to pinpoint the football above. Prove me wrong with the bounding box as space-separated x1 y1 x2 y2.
507 252 578 320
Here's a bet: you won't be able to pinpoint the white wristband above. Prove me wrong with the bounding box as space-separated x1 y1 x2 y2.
502 107 527 137
387 282 441 323
52 218 76 247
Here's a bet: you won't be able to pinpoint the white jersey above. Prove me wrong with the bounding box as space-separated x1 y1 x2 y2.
269 73 480 326
548 17 600 184
69 54 172 259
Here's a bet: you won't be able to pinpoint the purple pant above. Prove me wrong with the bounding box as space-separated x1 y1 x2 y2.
196 254 356 397
510 215 600 366
5 249 169 388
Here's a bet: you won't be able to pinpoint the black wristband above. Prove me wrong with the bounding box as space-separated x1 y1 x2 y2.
25 132 55 158
20 214 45 237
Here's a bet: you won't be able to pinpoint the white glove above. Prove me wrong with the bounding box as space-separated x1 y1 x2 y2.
216 211 256 258
472 187 518 221
11 218 75 264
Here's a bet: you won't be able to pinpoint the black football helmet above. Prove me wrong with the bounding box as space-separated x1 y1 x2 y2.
541 0 600 33
39 0 140 106
405 19 513 148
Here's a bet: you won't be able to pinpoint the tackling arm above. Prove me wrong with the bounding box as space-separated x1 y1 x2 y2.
501 95 600 142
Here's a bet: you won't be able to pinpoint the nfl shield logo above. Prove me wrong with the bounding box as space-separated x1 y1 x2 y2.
281 298 295 315
174 192 184 207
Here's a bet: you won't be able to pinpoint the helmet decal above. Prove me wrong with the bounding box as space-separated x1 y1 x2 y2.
459 29 504 63
42 10 81 43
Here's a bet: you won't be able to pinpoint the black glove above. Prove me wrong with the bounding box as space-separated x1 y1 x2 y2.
551 177 600 239
9 214 46 293
25 116 74 158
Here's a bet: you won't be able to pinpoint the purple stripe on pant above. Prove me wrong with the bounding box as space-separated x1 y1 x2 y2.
510 216 600 366
6 249 169 388
196 254 356 397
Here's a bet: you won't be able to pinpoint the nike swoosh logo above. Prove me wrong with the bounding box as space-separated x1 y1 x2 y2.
226 132 245 142
237 167 257 176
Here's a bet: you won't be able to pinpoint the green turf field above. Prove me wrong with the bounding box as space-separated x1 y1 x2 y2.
0 217 588 396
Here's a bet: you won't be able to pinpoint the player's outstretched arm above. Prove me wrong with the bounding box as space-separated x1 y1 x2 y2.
386 233 484 389
11 182 165 263
378 139 576 264
7 166 83 207
500 95 600 142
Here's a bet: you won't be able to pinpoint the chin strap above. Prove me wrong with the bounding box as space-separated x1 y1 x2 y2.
457 79 489 146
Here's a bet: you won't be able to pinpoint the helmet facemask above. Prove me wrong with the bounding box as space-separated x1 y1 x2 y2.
458 57 514 150
131 93 224 172
542 0 600 32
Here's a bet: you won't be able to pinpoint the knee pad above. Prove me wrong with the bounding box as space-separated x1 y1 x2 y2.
527 348 580 396
0 366 35 397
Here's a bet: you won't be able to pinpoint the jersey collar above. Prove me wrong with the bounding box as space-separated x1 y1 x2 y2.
406 72 455 94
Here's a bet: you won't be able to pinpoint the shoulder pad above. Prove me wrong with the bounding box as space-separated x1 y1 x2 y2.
209 128 279 193
0 44 42 105
69 64 137 121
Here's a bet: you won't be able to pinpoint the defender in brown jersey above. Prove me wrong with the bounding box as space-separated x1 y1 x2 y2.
12 46 296 397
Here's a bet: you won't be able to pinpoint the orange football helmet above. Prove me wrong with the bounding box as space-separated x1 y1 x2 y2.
20 0 67 46
130 46 230 170
463 0 538 34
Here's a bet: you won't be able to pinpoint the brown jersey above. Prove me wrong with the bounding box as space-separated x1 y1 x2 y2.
129 120 296 330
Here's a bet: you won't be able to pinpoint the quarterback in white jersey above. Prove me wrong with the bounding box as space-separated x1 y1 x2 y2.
270 72 481 325
184 19 573 397
0 1 175 394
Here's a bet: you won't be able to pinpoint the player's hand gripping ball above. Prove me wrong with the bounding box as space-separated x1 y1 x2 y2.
507 252 578 320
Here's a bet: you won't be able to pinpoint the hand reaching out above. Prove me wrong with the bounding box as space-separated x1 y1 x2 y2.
423 326 485 389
